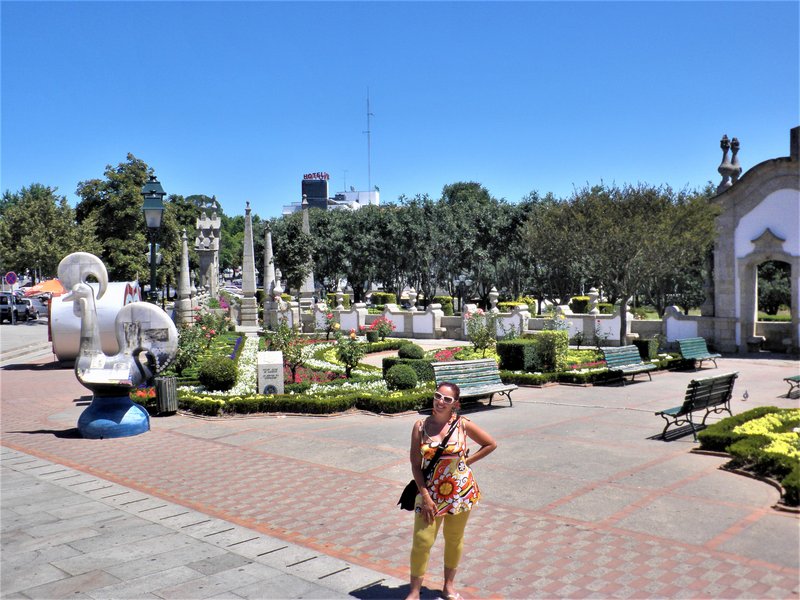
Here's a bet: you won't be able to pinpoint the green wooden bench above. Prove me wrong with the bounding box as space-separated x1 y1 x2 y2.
432 358 517 406
677 337 721 369
601 345 657 385
655 372 738 440
785 374 800 398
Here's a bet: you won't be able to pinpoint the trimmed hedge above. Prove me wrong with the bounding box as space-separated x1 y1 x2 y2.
382 357 435 382
598 303 613 314
496 339 537 371
698 406 799 506
432 296 454 316
198 357 237 392
386 364 418 390
697 406 781 451
398 343 425 359
633 338 659 361
371 292 397 306
178 386 434 416
569 296 591 313
499 371 558 386
524 331 569 373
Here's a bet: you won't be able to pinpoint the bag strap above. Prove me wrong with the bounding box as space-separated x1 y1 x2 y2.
422 417 460 482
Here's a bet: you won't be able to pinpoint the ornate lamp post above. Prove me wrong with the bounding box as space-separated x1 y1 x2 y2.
141 175 165 303
457 273 473 314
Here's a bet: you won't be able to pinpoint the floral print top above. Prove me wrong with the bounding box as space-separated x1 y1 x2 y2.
415 416 481 516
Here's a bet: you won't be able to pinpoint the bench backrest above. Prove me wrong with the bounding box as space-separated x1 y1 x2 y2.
676 372 738 415
432 359 502 388
678 337 712 358
602 345 644 368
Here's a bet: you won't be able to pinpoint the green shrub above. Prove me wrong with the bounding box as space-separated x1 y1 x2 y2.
198 357 237 392
432 296 454 316
781 466 800 506
386 364 419 390
598 303 613 314
382 357 434 382
281 293 293 303
326 292 351 309
398 343 425 359
178 396 223 416
497 301 529 312
524 330 568 372
499 370 558 386
697 406 781 452
633 338 659 361
366 339 410 353
496 339 537 371
569 296 590 313
370 292 397 306
556 369 614 385
356 389 432 413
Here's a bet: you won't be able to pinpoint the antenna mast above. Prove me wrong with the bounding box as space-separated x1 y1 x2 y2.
364 89 374 193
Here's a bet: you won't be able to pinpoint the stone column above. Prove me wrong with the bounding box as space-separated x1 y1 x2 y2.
196 209 221 298
176 229 193 326
263 223 276 299
299 194 316 310
239 201 259 328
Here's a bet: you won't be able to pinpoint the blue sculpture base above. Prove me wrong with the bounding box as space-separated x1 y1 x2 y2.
77 394 150 439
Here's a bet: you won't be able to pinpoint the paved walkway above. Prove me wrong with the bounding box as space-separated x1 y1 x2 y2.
1 324 799 599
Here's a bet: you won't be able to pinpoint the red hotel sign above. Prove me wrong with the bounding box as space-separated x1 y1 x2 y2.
303 172 329 181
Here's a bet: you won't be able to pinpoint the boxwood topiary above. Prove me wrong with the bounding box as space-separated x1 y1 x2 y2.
198 357 237 392
398 343 425 359
496 339 537 371
382 357 434 382
386 364 418 390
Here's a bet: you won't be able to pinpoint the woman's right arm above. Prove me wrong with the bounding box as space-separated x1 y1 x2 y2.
409 420 436 524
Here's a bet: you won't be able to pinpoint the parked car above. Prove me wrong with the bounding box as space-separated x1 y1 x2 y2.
0 292 20 324
16 298 39 321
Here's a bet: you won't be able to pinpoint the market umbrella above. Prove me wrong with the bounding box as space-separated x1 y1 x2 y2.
23 278 66 297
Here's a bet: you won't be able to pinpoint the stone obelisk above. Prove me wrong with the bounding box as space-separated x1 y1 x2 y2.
239 201 259 328
176 229 193 326
299 194 316 310
263 222 276 298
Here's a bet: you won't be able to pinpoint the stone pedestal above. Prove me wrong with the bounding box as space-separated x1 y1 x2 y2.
257 351 284 395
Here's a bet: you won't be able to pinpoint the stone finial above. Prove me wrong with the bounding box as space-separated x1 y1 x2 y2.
730 137 742 183
717 135 733 192
488 286 500 313
335 285 345 310
408 287 418 312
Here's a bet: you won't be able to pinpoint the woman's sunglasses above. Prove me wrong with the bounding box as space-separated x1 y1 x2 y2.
433 391 456 405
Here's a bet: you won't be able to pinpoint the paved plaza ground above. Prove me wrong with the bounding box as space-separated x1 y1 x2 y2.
1 321 799 599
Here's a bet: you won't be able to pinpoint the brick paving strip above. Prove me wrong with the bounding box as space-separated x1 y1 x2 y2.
2 353 799 599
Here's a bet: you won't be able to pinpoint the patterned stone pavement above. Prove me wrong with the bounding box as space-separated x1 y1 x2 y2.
1 345 799 599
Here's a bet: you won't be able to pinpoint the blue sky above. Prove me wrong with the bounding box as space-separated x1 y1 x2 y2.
2 1 798 220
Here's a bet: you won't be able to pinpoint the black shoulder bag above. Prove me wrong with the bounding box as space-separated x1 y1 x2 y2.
398 417 460 511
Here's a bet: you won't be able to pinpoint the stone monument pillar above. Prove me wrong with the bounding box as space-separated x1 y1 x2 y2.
239 202 259 328
196 209 221 297
176 229 193 326
299 194 316 310
263 223 276 299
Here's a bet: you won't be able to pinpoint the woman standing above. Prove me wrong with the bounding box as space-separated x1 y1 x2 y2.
405 382 497 600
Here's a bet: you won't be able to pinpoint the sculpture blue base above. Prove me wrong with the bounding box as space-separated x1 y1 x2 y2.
77 394 150 439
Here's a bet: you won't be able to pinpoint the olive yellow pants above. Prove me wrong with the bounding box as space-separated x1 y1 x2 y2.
409 510 471 577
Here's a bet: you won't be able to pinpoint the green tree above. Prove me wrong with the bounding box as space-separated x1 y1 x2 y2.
75 154 189 293
0 184 101 278
758 261 791 315
270 212 313 296
569 183 718 341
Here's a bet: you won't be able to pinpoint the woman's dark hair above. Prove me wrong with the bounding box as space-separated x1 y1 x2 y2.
438 381 461 402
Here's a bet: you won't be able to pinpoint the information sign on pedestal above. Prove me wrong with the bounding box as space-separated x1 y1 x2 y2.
257 351 284 395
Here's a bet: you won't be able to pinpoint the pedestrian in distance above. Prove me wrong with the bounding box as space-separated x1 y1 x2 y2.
404 382 497 600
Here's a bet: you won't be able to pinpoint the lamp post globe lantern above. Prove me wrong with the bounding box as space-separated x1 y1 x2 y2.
141 175 166 303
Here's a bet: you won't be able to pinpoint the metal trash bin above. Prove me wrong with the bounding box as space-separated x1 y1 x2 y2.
154 376 178 415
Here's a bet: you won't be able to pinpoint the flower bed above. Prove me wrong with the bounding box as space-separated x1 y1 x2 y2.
698 407 800 506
